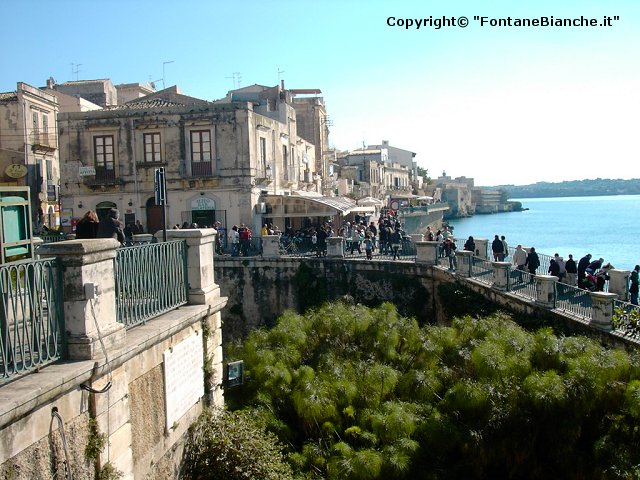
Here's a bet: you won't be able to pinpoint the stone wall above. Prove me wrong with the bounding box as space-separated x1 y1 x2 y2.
0 231 226 480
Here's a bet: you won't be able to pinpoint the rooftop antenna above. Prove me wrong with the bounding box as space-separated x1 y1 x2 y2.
71 63 82 81
225 72 242 89
277 68 285 83
162 60 174 89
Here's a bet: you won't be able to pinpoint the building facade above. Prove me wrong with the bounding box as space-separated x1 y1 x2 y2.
57 86 319 236
0 82 60 229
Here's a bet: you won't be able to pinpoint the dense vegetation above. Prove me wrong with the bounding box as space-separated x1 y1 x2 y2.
195 302 640 479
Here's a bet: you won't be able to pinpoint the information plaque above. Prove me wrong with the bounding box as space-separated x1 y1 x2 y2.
163 331 205 430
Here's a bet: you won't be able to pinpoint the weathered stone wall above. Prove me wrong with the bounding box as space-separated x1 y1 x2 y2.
215 257 435 343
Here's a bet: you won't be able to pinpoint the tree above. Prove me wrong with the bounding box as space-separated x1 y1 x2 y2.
225 302 640 479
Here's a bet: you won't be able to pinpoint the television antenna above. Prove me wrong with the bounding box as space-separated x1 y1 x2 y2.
225 72 242 89
277 68 285 83
71 63 82 81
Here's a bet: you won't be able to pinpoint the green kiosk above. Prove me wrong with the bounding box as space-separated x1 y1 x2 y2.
0 187 34 264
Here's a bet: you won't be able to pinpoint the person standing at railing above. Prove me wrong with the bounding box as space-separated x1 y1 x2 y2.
444 237 457 271
464 236 475 253
390 228 402 260
513 245 527 284
492 235 504 261
229 225 240 257
500 236 509 261
577 253 592 289
565 254 578 286
630 265 639 305
97 208 125 244
554 254 567 283
75 210 99 239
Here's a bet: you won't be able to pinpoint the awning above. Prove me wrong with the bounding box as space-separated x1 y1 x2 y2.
357 196 384 206
349 206 376 214
262 194 357 218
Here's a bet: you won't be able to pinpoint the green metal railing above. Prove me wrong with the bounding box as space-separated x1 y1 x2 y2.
39 233 69 244
612 300 640 338
0 258 64 382
115 240 188 328
554 283 593 319
470 257 494 285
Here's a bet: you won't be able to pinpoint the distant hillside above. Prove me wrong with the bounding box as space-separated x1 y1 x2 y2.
487 178 640 199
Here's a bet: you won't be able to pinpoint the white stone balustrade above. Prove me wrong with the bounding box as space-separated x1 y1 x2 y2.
456 250 474 277
589 291 618 331
535 274 558 308
161 229 221 306
327 236 345 258
492 261 511 291
608 269 630 302
410 234 424 244
36 238 126 360
261 235 281 258
474 238 489 259
415 241 439 265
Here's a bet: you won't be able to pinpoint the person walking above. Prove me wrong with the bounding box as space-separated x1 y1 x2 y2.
630 265 640 305
75 210 99 239
525 246 540 278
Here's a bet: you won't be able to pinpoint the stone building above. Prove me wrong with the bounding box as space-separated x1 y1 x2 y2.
52 79 118 108
339 143 412 199
57 84 321 236
0 82 60 229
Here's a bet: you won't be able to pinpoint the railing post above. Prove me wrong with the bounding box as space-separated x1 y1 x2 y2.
415 241 438 266
261 235 281 258
456 250 474 277
589 292 618 331
36 239 125 360
534 274 558 308
608 269 630 302
492 261 511 291
474 238 489 259
162 229 221 306
410 233 424 244
132 233 154 244
326 236 345 258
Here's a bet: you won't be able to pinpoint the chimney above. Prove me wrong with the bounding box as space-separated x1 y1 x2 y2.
46 77 56 89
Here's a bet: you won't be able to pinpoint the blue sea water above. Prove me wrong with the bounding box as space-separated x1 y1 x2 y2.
449 195 640 271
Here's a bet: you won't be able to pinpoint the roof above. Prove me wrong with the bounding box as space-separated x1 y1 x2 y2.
58 79 110 86
0 92 17 102
264 194 357 216
105 99 186 110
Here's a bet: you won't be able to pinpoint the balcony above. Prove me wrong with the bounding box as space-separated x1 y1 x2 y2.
82 168 120 188
179 160 213 178
31 132 56 153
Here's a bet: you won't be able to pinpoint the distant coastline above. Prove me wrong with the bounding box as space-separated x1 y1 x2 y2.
485 178 640 200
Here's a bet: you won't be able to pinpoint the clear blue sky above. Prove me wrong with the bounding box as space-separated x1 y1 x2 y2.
2 0 638 186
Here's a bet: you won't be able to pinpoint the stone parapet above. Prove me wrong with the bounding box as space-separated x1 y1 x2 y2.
474 238 489 259
535 274 558 308
161 229 221 306
36 239 125 360
608 269 630 302
262 235 281 258
456 250 474 277
416 241 439 265
589 291 617 331
492 261 511 290
327 236 345 258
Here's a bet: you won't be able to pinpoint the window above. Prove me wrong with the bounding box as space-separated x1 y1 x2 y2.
144 132 162 163
46 159 53 181
190 130 212 176
42 115 48 135
259 137 267 174
32 112 39 133
283 145 288 180
94 135 115 183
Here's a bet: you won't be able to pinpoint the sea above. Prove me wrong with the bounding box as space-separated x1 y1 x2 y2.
448 195 640 271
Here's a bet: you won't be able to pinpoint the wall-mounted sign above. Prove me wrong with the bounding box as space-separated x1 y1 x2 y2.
78 166 96 176
191 197 215 211
46 184 57 202
5 164 27 179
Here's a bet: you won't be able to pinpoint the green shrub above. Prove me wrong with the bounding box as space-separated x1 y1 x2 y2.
183 408 294 480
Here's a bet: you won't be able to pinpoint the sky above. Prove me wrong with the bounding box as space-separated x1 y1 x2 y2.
2 0 639 186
